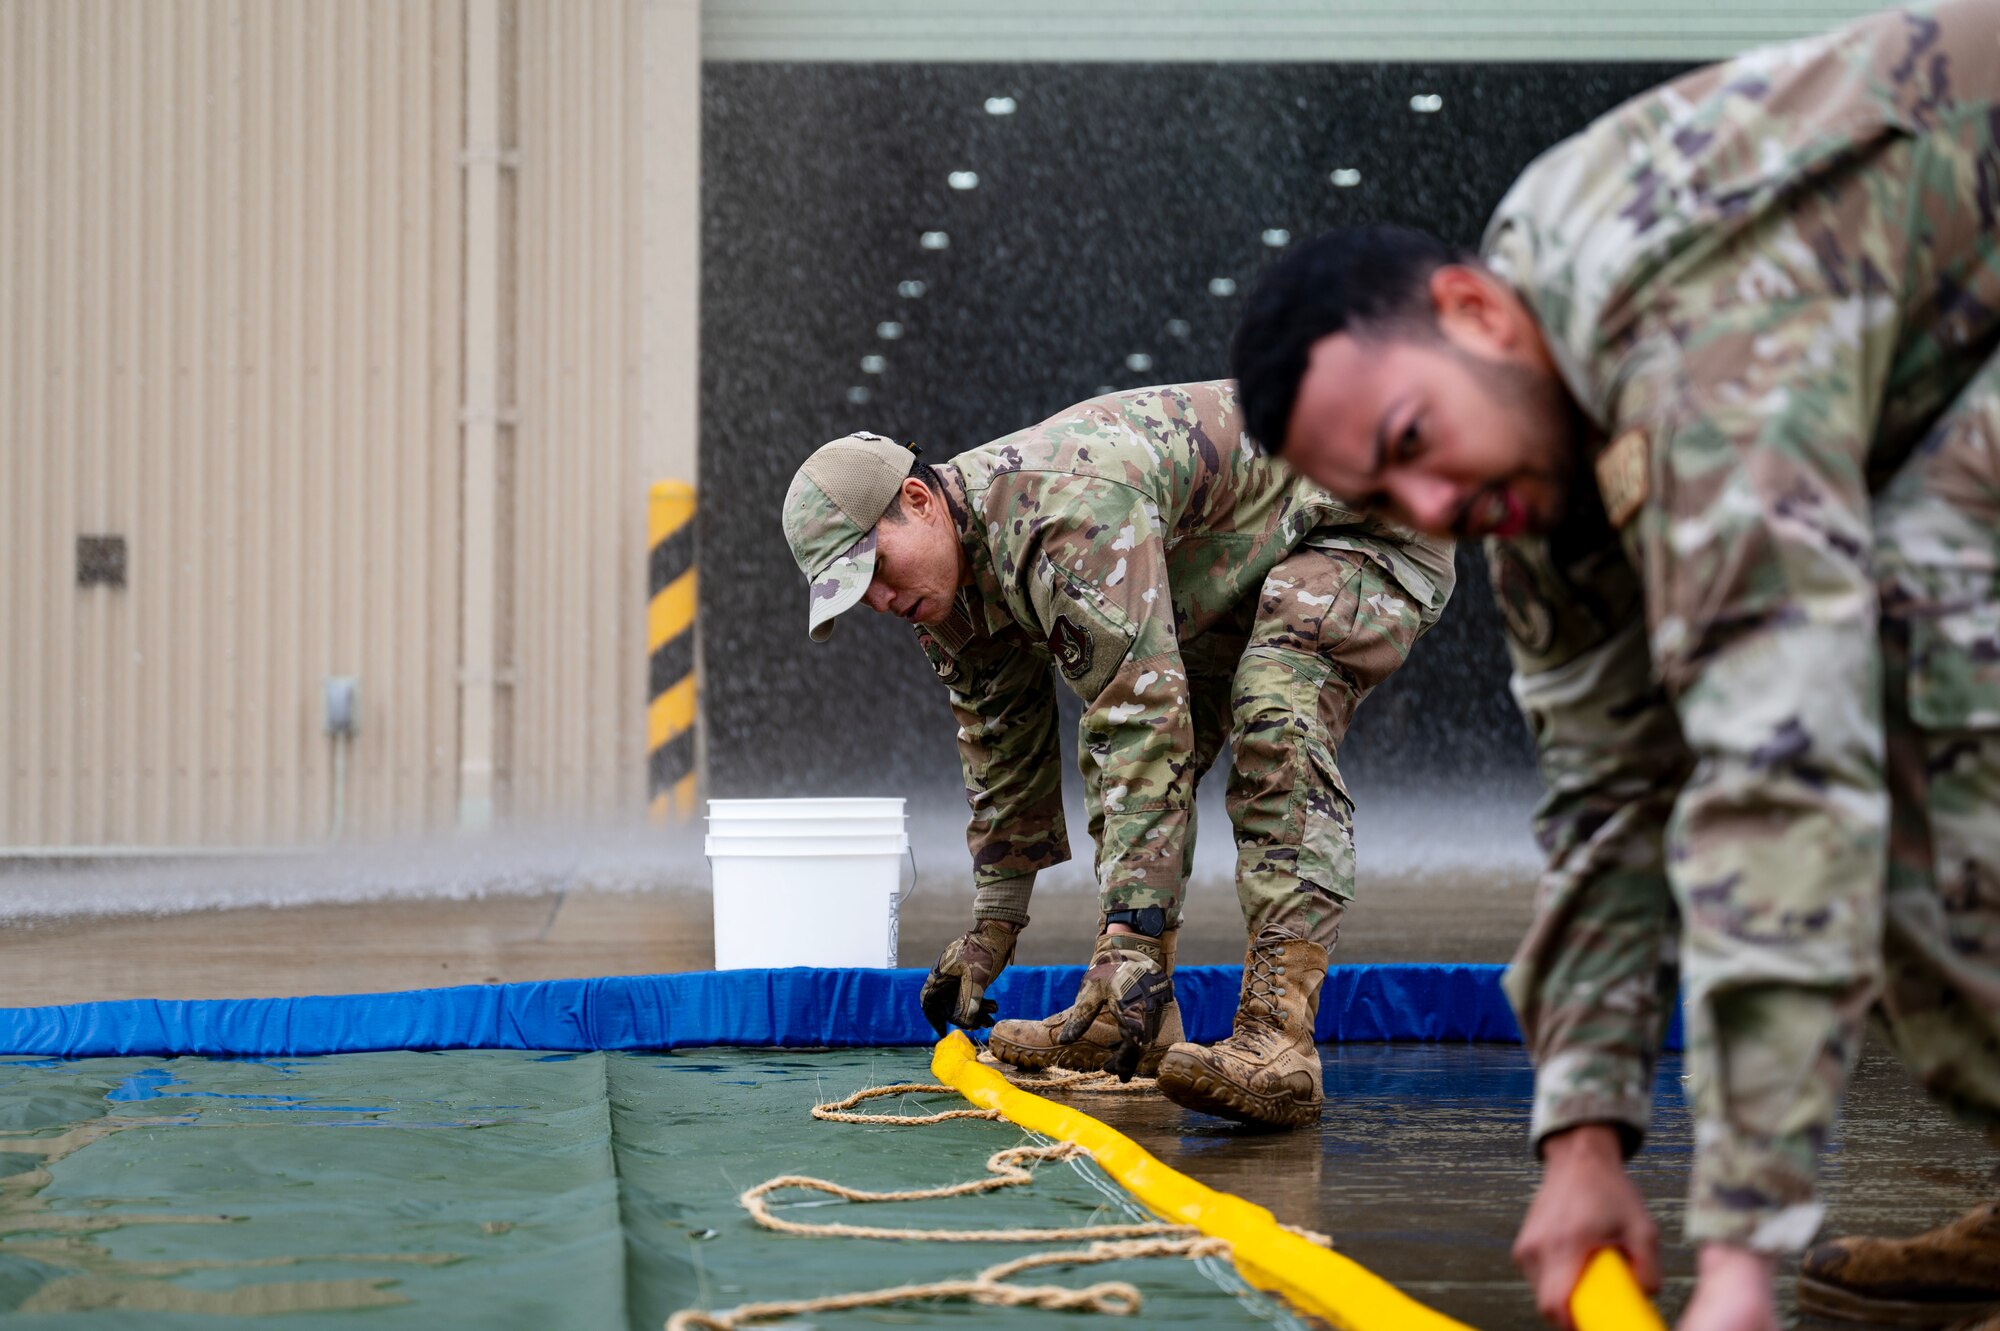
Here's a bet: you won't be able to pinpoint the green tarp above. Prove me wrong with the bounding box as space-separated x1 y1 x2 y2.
0 1049 1307 1329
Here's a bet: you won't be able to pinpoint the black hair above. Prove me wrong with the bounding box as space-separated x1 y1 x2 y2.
877 459 942 524
1231 225 1470 456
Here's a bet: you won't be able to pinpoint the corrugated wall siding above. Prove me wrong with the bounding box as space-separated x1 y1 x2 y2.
0 0 467 846
507 0 649 822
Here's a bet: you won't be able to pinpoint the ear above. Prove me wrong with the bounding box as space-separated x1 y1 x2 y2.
1428 263 1517 357
903 476 940 522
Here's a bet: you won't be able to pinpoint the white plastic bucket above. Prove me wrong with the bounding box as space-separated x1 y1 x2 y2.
705 798 912 969
706 813 906 839
708 798 906 819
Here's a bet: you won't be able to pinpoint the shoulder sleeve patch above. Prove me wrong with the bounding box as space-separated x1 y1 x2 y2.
1028 554 1135 702
1595 427 1650 530
1049 615 1093 681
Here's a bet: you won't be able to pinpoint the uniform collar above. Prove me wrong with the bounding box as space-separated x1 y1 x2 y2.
1482 221 1612 435
933 463 1014 641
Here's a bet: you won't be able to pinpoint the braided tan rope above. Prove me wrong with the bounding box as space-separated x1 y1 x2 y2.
809 1082 1002 1125
991 1062 1164 1095
742 1138 1190 1242
808 1065 1156 1125
665 1236 1233 1330
667 1066 1332 1330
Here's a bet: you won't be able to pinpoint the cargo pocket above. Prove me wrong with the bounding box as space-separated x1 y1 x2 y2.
1297 738 1356 902
1909 606 2000 731
1904 603 2000 944
1892 605 2000 1090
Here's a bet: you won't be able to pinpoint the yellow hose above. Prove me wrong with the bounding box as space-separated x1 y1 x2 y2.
1571 1247 1668 1329
931 1032 1666 1331
934 1032 1468 1330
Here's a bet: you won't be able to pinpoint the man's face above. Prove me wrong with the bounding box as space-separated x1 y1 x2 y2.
860 479 962 626
1278 266 1581 539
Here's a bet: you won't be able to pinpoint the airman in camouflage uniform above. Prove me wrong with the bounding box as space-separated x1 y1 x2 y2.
1230 1 2000 1323
780 382 1454 1123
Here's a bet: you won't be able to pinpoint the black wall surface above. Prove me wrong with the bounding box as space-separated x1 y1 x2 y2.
700 62 1685 804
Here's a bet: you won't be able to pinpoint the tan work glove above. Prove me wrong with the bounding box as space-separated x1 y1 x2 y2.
1059 934 1173 1081
919 918 1022 1037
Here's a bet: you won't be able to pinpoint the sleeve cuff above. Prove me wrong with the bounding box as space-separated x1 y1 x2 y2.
1684 1120 1825 1252
1530 1046 1655 1160
971 872 1035 926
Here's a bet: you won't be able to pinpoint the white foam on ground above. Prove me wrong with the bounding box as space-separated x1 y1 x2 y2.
0 825 710 924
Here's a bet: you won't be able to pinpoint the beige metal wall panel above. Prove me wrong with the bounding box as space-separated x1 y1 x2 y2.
642 0 701 490
508 0 650 822
702 0 1890 62
0 0 465 846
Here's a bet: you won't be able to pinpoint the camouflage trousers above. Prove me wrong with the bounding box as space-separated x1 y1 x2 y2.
1087 539 1426 949
1872 340 2000 1141
1672 336 2000 1244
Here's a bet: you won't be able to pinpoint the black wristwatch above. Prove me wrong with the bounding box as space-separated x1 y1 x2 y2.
1103 906 1167 938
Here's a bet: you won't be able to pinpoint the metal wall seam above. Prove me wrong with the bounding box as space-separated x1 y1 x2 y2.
572 0 594 812
183 0 210 845
336 0 363 840
461 0 506 831
425 0 458 833
218 0 245 843
400 0 423 831
590 0 614 811
521 0 550 820
74 0 103 844
52 0 81 844
546 0 569 816
566 0 584 811
12 0 41 839
278 0 311 844
244 0 275 844
598 0 629 812
618 0 646 813
147 0 175 841
554 0 567 814
0 1 20 839
184 0 208 842
364 0 390 835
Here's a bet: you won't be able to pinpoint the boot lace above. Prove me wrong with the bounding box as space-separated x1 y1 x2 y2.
1230 945 1290 1051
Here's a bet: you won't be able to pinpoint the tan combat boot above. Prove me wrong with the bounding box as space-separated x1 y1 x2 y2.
1154 933 1327 1129
1798 1202 2000 1326
988 927 1182 1077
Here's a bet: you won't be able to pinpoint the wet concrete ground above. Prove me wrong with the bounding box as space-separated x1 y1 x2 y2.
1074 1039 1995 1330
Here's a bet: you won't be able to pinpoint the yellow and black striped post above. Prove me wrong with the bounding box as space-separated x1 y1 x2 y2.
648 481 698 822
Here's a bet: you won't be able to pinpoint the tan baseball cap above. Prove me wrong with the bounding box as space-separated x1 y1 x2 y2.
779 431 918 641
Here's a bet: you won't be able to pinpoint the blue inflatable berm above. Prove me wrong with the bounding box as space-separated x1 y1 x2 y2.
0 963 1684 1059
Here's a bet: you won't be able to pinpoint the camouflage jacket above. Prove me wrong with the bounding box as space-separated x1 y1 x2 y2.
915 381 1454 901
1485 0 2000 1247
